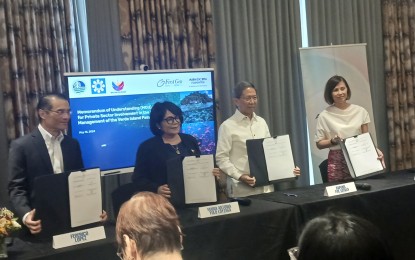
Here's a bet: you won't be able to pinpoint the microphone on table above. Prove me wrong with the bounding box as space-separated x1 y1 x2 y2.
355 182 371 191
230 197 252 206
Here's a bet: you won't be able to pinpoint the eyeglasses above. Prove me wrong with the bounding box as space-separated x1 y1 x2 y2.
116 247 123 260
163 116 180 124
240 96 258 102
46 109 72 116
287 246 299 260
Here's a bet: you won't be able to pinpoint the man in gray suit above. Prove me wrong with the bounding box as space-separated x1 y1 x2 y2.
8 93 85 234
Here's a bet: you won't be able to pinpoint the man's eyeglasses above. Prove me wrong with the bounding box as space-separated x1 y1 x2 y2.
46 109 72 116
240 96 258 102
163 116 180 124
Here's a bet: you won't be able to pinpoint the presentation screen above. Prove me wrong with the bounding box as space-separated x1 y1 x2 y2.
65 69 216 174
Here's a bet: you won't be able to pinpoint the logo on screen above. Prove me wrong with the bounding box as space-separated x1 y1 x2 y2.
112 81 125 91
157 79 183 87
189 77 208 86
72 81 86 93
91 78 106 94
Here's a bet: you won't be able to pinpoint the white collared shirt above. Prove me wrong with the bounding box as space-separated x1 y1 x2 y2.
216 109 274 197
38 124 64 174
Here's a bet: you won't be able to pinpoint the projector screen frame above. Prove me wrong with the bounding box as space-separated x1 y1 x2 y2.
64 68 216 176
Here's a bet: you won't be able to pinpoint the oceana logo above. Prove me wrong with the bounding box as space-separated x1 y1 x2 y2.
157 78 183 87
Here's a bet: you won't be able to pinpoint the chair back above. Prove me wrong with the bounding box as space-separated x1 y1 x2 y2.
111 182 138 218
319 159 329 183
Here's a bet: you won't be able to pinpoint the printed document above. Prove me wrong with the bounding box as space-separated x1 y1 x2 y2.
68 168 102 227
182 155 217 204
263 135 295 181
340 133 384 178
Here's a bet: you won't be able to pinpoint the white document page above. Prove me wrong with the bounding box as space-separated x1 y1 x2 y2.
263 135 295 181
182 155 217 204
68 168 102 227
343 133 383 178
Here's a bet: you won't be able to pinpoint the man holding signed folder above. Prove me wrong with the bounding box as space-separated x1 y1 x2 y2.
8 94 107 238
216 81 301 198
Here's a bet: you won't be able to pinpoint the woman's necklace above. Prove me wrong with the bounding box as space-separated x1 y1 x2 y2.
171 144 181 155
163 134 181 155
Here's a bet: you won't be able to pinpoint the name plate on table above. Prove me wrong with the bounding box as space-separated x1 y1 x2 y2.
324 182 357 197
198 202 240 218
53 226 106 249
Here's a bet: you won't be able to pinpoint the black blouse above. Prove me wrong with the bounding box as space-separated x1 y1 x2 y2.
132 133 201 193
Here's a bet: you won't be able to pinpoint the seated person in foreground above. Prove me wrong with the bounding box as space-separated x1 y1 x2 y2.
132 101 219 199
290 211 394 260
116 192 183 260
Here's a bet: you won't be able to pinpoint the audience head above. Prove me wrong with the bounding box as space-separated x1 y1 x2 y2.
296 211 393 260
149 101 184 136
324 75 351 105
37 93 71 134
233 81 258 117
116 192 183 260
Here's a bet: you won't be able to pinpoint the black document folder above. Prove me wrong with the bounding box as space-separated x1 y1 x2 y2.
339 133 384 179
33 169 102 238
246 136 296 187
166 156 186 208
166 155 217 208
33 172 71 238
246 139 270 187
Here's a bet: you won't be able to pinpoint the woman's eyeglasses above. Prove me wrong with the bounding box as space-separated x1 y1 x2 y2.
163 116 180 124
116 247 123 259
287 246 299 260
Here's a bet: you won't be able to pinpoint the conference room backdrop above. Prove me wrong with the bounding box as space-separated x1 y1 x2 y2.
0 0 413 212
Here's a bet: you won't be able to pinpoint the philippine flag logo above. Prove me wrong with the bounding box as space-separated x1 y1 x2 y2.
112 81 125 91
